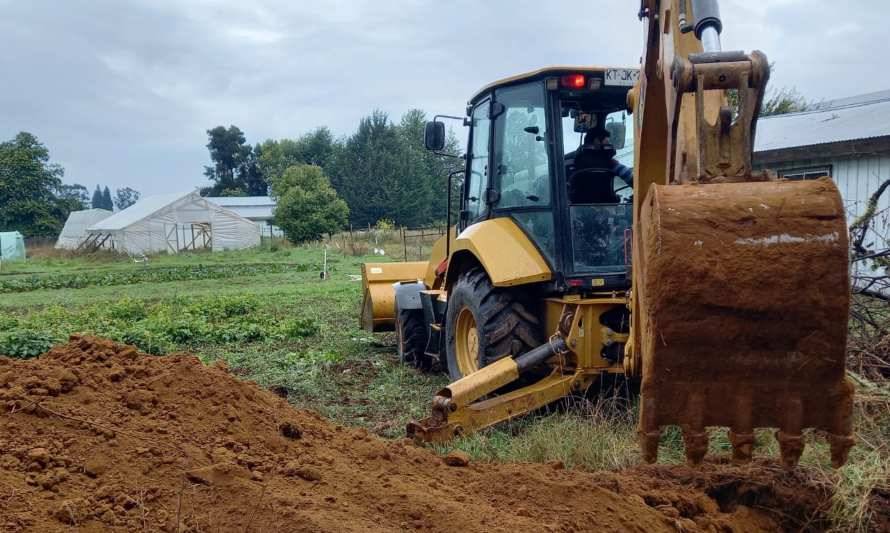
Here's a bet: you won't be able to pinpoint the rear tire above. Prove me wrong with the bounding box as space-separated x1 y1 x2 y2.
444 267 542 380
396 304 429 369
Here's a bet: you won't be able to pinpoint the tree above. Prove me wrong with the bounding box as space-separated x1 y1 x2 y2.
728 64 815 117
202 125 267 196
57 184 89 209
102 186 113 210
327 109 461 228
0 132 74 237
258 127 338 184
270 164 348 242
761 87 813 116
114 187 141 210
91 185 103 209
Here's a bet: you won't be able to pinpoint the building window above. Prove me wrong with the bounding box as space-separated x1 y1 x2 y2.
781 167 832 181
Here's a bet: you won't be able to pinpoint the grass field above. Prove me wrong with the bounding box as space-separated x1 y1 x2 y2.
2 244 887 531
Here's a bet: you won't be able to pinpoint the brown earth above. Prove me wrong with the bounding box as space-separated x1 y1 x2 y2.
0 337 834 532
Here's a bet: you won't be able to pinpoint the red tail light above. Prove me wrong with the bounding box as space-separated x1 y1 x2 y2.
560 74 586 89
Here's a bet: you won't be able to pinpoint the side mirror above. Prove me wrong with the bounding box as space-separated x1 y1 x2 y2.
424 120 446 151
606 121 627 150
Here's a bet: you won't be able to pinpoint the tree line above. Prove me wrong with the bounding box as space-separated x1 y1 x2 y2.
201 108 461 242
0 132 141 238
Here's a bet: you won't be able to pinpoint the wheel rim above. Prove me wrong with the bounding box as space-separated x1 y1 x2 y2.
454 306 480 375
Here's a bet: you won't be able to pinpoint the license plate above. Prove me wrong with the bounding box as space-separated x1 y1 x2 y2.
605 68 640 87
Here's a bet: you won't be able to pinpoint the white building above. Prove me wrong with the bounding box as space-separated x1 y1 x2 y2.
83 191 261 255
205 196 283 238
755 90 890 292
755 90 890 224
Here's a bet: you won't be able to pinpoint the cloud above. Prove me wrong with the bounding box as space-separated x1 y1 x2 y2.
1 0 887 195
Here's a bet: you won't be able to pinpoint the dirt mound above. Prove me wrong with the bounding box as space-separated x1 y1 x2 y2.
0 337 830 532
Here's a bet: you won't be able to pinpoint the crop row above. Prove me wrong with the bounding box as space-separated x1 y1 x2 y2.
0 263 316 294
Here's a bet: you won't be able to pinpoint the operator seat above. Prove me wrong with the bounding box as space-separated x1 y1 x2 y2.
569 167 619 204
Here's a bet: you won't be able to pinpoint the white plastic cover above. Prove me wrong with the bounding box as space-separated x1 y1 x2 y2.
55 209 114 249
85 191 261 255
0 231 26 261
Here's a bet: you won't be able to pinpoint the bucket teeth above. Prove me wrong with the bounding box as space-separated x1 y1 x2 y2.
829 434 855 468
776 431 804 468
640 430 661 464
683 429 708 465
729 431 754 463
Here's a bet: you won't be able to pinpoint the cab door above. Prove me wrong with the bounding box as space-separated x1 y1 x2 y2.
462 98 491 230
490 81 558 268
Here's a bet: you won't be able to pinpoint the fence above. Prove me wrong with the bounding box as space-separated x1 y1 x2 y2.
312 225 448 261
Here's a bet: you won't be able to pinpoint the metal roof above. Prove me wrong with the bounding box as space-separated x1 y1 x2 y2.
205 196 275 207
206 196 276 221
755 90 890 153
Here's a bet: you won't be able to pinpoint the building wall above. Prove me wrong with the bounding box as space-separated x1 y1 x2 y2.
762 154 890 281
761 153 890 224
255 221 284 238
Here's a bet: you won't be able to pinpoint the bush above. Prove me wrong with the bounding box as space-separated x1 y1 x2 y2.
0 315 19 330
280 318 319 339
0 330 56 358
271 165 349 243
108 298 148 321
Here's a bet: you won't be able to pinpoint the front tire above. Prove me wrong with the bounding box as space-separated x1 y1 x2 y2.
396 304 429 369
444 267 542 380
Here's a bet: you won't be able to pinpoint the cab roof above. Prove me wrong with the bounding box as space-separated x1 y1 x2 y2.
468 65 632 105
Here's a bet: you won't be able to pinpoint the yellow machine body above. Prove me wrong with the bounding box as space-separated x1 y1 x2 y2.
360 261 427 332
446 218 552 287
364 1 855 467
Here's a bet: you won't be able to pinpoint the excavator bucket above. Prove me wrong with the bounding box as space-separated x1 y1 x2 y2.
636 178 855 467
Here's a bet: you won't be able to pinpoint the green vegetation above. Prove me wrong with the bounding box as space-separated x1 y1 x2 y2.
270 164 349 242
0 132 84 238
1 262 312 294
1 246 447 438
204 109 461 229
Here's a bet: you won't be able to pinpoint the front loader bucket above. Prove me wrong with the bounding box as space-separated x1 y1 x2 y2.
360 261 428 332
636 178 855 467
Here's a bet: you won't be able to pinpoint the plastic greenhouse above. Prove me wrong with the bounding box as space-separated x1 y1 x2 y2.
55 209 114 249
81 191 261 255
0 231 26 262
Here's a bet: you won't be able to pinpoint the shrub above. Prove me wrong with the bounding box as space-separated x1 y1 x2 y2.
0 330 56 359
108 298 148 321
281 318 319 339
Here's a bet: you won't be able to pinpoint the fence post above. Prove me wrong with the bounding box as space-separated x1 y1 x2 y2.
402 226 408 262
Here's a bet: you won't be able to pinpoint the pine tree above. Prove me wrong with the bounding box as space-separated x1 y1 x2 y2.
91 185 103 209
102 186 113 210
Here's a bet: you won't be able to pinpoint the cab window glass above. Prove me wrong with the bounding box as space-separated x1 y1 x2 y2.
466 99 491 221
494 83 551 208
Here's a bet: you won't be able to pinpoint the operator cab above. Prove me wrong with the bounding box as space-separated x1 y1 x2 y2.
425 66 639 292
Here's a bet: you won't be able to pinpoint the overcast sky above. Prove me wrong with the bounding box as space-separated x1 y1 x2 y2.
2 0 888 197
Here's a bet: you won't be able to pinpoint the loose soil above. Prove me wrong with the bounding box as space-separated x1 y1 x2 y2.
1 337 835 532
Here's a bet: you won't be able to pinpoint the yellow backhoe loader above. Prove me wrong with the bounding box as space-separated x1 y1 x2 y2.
360 0 854 467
